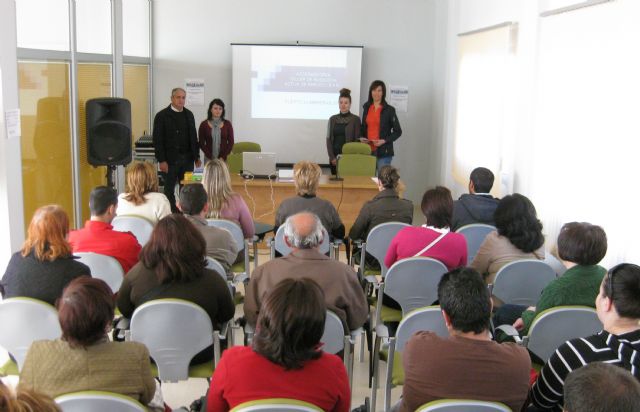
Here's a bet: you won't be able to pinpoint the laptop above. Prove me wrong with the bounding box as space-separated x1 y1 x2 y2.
242 152 277 178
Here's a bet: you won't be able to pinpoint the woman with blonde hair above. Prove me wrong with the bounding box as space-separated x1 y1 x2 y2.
117 161 171 224
275 161 344 240
0 205 91 305
202 159 255 239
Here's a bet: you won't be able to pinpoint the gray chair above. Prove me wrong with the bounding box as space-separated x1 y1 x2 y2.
269 225 334 259
74 252 125 293
56 391 146 412
207 218 254 282
455 224 496 264
205 256 228 283
112 215 154 246
231 399 322 411
128 298 224 382
544 253 567 277
416 399 511 412
0 298 62 375
356 222 411 279
371 306 449 412
490 260 556 306
498 306 602 363
321 310 362 389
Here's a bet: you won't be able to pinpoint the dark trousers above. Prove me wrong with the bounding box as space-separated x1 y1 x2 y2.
493 303 528 327
163 156 194 213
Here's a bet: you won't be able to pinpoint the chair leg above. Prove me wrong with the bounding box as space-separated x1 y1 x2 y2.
252 239 259 271
384 338 396 412
370 334 381 412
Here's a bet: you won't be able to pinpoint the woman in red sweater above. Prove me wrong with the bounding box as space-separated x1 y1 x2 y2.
198 98 234 161
206 278 350 412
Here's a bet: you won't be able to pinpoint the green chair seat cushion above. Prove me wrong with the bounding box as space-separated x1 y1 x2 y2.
379 348 404 386
0 359 18 376
150 361 213 380
380 305 402 323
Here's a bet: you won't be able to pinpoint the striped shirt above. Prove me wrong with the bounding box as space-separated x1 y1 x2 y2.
530 329 640 411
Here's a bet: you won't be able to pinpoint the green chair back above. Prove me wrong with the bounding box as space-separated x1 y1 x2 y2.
342 142 371 155
337 154 376 177
228 142 262 173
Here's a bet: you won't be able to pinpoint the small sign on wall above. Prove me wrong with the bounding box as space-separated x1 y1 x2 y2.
185 78 205 107
389 85 409 113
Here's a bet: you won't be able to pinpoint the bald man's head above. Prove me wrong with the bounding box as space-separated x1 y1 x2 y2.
284 212 325 249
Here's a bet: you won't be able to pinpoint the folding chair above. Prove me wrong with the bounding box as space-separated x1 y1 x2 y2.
0 297 61 375
336 143 376 177
416 399 511 412
231 398 322 412
455 224 496 265
371 306 449 412
496 306 602 363
112 215 154 246
227 142 261 174
128 299 226 382
56 391 146 412
74 252 125 293
490 260 556 306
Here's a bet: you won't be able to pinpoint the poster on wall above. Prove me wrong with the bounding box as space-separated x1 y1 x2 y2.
185 79 205 106
389 85 409 113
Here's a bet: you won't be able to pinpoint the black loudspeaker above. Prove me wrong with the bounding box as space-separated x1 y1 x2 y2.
86 97 132 166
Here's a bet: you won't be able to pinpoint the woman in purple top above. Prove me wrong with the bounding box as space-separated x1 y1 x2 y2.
202 159 255 239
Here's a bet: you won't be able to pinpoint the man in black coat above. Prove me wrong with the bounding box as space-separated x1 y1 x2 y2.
451 167 499 231
153 87 201 212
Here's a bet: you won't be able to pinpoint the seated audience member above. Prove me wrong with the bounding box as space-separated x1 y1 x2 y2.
177 183 238 277
117 161 171 224
0 205 90 306
117 214 234 364
384 186 467 309
470 193 545 284
495 222 607 333
244 212 367 331
275 161 345 241
349 165 413 265
69 186 141 273
0 382 61 412
563 362 640 412
203 159 255 239
207 278 350 412
530 263 640 411
451 166 499 231
19 277 156 406
398 267 530 412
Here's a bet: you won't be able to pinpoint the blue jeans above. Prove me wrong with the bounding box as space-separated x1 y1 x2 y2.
376 156 393 173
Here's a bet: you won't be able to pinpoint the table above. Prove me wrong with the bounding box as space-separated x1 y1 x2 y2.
230 175 379 232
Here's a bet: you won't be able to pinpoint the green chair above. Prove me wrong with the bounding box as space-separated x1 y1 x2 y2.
337 142 376 177
231 398 323 412
55 391 146 412
227 142 261 174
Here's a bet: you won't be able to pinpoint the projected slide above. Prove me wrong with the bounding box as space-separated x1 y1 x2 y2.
232 44 363 164
251 47 347 120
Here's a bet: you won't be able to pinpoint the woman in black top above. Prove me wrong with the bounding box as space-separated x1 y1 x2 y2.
326 88 360 176
1 205 90 306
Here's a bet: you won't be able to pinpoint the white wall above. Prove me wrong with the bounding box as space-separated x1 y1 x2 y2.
0 0 25 271
152 0 445 203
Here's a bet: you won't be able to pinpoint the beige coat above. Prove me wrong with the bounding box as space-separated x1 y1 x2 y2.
244 248 368 331
19 339 156 405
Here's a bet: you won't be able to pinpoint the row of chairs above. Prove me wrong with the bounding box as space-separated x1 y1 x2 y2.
53 390 512 412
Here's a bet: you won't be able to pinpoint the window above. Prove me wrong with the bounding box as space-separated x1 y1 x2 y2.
451 24 517 196
123 0 150 58
76 0 112 54
16 0 69 51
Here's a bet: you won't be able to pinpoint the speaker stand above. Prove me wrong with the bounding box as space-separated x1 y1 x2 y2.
106 165 117 190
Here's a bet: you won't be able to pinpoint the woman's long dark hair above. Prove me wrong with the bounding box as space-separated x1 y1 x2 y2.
140 214 206 283
494 193 544 253
206 98 226 121
367 80 387 105
252 278 326 370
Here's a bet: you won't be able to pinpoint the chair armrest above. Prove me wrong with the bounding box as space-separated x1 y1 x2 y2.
495 324 523 344
114 317 130 330
350 327 364 342
374 323 389 339
233 273 249 284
